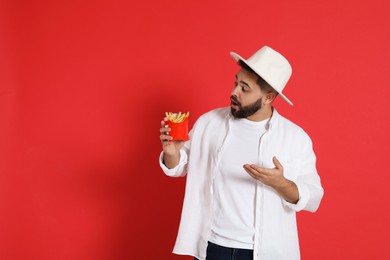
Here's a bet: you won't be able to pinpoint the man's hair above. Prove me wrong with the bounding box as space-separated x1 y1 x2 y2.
238 60 277 95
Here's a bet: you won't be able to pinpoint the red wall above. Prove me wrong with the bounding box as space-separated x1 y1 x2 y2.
1 0 389 259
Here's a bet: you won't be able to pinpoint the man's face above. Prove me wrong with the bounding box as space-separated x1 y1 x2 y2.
230 68 264 119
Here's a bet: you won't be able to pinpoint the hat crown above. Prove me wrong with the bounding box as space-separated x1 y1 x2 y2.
230 46 293 105
247 46 292 92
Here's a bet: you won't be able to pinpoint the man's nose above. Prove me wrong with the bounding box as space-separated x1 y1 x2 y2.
231 86 239 97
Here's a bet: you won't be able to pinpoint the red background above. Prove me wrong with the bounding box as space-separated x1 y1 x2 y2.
1 0 389 259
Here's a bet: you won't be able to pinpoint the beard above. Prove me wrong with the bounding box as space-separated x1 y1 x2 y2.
230 95 263 118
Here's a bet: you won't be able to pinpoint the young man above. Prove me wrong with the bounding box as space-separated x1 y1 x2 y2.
159 46 324 260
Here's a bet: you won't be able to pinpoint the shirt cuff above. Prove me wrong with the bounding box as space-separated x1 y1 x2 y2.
282 183 309 212
159 150 188 177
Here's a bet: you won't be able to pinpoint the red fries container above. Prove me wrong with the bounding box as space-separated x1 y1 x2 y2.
165 114 189 141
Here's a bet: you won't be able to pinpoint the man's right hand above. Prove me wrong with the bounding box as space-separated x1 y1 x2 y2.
160 119 185 169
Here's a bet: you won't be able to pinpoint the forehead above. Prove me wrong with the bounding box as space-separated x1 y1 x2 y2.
236 68 259 85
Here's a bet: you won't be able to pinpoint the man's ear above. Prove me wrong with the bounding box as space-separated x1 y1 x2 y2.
264 91 277 104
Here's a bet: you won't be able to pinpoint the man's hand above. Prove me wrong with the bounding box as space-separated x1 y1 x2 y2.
243 156 285 188
243 156 299 204
160 119 185 169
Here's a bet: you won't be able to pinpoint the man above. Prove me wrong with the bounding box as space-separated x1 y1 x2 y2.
159 46 324 260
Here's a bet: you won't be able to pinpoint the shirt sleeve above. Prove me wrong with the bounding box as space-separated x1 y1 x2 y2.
159 149 188 177
282 183 309 211
282 130 324 212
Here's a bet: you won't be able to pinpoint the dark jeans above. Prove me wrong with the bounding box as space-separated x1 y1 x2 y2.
194 241 253 260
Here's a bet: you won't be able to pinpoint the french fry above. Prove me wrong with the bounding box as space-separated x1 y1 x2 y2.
165 111 190 123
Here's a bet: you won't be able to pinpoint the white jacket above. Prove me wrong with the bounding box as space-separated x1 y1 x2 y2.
159 107 324 260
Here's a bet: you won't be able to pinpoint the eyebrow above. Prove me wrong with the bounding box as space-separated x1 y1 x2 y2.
235 74 251 88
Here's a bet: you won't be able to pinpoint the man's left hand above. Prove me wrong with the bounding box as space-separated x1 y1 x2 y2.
243 156 299 204
243 156 286 189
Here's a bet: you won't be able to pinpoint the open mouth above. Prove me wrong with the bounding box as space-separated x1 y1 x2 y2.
230 97 240 109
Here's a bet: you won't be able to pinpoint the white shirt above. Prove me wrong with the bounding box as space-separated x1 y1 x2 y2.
210 118 268 249
159 107 324 260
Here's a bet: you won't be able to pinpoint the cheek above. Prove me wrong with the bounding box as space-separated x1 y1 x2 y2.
242 94 261 105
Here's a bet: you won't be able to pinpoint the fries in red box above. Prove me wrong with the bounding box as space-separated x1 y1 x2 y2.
164 112 190 141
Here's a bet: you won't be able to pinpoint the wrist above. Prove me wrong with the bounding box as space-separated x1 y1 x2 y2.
274 177 289 190
163 151 180 169
276 178 299 204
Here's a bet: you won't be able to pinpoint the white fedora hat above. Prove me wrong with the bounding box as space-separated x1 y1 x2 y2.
230 46 293 106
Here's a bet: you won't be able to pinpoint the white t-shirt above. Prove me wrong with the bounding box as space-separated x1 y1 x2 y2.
210 117 268 249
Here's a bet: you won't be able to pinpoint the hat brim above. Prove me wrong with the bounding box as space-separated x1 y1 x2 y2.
230 52 293 106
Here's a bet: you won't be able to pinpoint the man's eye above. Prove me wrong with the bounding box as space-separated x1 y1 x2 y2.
241 87 248 92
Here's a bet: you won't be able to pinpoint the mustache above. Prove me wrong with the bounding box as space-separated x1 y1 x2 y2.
230 95 240 106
